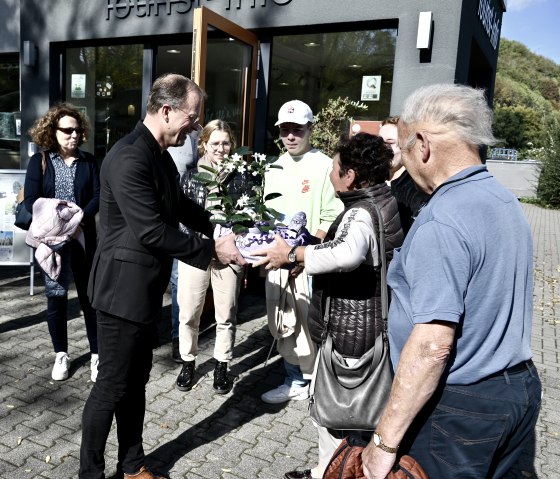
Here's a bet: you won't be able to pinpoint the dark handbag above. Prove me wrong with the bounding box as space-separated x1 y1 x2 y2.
323 435 429 479
14 192 33 230
15 151 46 230
309 203 392 431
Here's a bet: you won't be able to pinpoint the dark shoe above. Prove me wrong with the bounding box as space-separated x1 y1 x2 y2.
176 360 195 391
213 360 233 394
124 465 166 478
284 470 313 479
171 338 181 363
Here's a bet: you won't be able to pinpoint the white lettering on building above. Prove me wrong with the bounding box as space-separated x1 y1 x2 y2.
478 0 500 50
107 0 197 20
107 0 293 20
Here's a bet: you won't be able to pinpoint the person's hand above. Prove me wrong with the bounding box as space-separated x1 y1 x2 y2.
362 442 396 479
252 235 291 270
214 233 248 266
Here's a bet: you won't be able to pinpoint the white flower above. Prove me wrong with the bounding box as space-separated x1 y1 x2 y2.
230 153 243 162
224 162 236 173
236 194 250 208
237 163 246 174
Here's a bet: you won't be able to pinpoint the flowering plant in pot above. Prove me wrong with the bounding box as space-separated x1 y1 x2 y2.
195 147 314 262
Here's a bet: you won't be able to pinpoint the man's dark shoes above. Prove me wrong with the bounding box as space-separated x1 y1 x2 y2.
123 465 166 478
284 470 314 479
171 338 181 363
213 360 233 394
176 360 195 391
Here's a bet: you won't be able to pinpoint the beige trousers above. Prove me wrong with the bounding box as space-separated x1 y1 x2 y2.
177 259 244 362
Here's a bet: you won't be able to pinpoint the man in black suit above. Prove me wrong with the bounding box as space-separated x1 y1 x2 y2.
79 74 246 479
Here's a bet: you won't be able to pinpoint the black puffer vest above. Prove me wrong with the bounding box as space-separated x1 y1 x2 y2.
308 184 403 358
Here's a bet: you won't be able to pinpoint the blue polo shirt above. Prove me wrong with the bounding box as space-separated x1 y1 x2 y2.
387 165 534 385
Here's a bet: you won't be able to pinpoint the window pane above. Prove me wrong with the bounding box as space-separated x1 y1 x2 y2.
0 55 20 168
204 34 252 148
66 45 143 161
267 29 397 154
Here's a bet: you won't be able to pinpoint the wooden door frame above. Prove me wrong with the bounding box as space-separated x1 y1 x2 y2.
192 6 259 147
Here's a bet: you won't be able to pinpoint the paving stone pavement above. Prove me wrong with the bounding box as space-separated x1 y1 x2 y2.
0 202 558 478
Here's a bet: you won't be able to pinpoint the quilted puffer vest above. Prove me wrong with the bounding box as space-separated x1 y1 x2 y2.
308 184 403 358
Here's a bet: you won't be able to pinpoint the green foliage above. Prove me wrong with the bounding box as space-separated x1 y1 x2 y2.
536 121 560 208
310 97 368 157
493 105 543 150
194 146 283 233
494 39 560 153
495 40 560 208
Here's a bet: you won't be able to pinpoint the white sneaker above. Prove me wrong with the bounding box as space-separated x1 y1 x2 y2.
51 352 70 381
90 354 99 382
261 384 309 404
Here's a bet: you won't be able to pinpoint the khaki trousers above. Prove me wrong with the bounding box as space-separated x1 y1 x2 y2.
177 259 243 362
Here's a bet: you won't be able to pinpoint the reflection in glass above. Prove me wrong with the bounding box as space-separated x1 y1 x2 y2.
0 55 21 168
66 45 143 162
204 34 252 148
267 29 397 154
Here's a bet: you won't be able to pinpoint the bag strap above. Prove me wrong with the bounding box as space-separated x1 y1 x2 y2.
40 150 47 175
372 202 388 327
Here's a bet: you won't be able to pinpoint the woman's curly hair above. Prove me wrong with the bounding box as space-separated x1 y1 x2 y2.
28 103 90 151
334 133 394 188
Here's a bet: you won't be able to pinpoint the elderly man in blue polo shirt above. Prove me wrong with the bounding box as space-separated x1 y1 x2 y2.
362 83 542 479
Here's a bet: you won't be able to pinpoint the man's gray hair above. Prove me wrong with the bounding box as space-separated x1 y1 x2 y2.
146 73 204 114
400 83 497 149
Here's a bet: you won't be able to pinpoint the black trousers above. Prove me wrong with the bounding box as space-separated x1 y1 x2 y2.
45 240 98 354
79 311 156 478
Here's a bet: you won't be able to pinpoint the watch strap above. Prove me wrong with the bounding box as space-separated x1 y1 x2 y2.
374 431 398 454
288 245 298 263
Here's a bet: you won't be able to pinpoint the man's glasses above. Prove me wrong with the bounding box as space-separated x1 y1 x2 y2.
208 141 231 150
173 107 199 124
57 127 84 135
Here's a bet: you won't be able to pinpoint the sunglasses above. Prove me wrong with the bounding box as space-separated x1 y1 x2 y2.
57 127 84 135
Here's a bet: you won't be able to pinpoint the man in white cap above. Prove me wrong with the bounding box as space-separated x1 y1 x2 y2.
261 100 343 404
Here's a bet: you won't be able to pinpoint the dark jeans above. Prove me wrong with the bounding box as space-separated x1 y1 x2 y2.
402 361 542 479
79 311 156 479
45 240 98 354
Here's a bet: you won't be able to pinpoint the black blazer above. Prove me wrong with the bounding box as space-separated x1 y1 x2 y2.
87 122 214 324
24 149 100 260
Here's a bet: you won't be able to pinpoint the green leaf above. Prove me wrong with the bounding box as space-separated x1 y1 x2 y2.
268 164 283 170
198 164 218 175
264 192 282 201
232 223 249 234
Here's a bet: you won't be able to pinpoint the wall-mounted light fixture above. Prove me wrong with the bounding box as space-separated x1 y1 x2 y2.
416 11 433 49
23 41 38 67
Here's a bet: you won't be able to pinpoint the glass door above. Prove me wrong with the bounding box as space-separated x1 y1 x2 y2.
192 7 258 148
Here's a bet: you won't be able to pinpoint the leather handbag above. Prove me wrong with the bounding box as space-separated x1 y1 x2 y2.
323 435 429 479
15 151 46 230
309 202 392 431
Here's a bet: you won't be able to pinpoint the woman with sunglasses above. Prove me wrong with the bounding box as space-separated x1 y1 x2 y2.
24 103 100 382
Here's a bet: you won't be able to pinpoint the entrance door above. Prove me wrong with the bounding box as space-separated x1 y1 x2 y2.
192 7 259 148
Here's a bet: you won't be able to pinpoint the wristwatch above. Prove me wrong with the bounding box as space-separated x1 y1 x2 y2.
287 245 298 264
372 431 398 454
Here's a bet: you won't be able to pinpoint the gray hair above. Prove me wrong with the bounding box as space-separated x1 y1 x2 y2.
146 73 204 114
400 83 497 149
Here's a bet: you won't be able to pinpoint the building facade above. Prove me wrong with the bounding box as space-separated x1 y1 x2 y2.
0 0 506 169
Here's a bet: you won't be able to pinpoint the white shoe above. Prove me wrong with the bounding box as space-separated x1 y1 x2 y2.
90 354 99 382
51 352 70 381
261 384 309 404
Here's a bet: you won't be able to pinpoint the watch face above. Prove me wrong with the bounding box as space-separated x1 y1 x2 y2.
373 433 381 446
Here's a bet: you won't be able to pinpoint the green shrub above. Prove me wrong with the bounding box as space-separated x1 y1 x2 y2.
310 97 368 157
536 121 560 208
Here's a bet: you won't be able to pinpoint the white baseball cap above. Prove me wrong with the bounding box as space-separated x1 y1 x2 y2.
275 100 314 126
